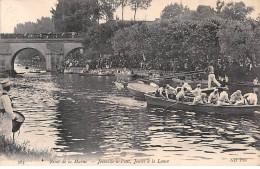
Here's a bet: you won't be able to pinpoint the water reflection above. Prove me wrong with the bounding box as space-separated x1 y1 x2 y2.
10 74 260 164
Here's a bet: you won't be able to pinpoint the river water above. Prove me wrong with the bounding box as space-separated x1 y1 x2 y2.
9 73 260 165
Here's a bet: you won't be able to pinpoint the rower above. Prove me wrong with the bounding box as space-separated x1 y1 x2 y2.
165 84 176 99
217 87 231 106
192 84 202 97
243 90 258 106
182 82 192 92
193 93 207 105
205 63 221 89
155 86 166 98
230 90 243 104
176 87 187 102
208 89 219 104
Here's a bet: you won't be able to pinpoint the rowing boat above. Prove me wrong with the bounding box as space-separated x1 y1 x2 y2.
145 94 260 114
227 81 260 87
172 77 208 85
127 82 158 100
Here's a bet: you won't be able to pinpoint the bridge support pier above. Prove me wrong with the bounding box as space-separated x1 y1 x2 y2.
46 54 64 72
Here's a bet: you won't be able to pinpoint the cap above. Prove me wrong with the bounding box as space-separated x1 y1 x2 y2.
197 84 201 87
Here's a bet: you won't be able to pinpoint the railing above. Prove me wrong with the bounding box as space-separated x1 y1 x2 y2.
0 33 83 39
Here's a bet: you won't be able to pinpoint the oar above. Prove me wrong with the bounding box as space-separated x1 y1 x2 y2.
164 102 178 111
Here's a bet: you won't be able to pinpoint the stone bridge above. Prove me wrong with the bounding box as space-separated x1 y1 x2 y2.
0 38 83 72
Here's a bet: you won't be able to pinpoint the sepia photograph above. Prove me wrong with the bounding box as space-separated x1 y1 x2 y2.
0 0 260 166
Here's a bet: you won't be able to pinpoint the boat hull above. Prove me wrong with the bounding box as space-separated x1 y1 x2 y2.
127 83 158 101
127 86 147 100
145 94 260 114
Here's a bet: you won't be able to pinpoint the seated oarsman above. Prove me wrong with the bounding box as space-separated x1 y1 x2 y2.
208 89 219 104
155 86 166 98
193 93 207 105
217 87 231 106
192 84 202 97
182 82 192 93
230 90 243 104
176 87 187 102
243 91 258 106
165 84 176 99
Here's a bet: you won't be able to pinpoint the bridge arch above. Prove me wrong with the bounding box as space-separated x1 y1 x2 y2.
9 43 48 71
11 48 46 71
63 43 83 59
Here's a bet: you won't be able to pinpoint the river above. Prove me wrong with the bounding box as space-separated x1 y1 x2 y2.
9 73 260 165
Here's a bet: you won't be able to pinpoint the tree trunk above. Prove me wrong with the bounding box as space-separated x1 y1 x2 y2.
134 3 137 21
122 3 124 21
134 9 137 21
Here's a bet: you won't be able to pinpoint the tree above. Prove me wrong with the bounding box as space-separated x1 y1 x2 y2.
97 0 121 21
117 0 128 21
220 1 254 21
216 0 224 13
14 17 54 33
196 5 215 18
161 3 189 20
129 0 152 21
51 0 101 32
217 20 260 66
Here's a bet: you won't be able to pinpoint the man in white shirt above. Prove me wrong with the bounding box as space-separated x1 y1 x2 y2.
217 87 231 106
208 89 219 104
205 64 221 89
155 87 166 98
192 84 202 97
176 87 187 102
243 92 258 105
193 93 207 105
165 84 176 99
182 83 192 92
230 90 243 104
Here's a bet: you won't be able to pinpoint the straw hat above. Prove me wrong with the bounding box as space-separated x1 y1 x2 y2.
1 79 11 88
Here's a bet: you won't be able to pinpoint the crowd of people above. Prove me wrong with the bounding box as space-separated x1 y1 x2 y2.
0 32 80 39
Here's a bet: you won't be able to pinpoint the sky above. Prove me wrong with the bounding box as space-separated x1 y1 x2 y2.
0 0 259 33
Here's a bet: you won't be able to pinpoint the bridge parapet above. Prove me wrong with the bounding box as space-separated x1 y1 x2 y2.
0 38 83 43
0 32 82 39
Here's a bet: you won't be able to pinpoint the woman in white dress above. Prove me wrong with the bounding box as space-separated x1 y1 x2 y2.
0 79 16 140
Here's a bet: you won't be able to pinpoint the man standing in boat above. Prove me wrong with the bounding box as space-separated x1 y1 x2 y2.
205 63 221 89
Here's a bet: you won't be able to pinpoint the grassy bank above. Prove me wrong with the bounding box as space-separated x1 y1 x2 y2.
0 135 54 161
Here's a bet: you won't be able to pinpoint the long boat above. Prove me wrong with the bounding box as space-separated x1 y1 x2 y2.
227 81 260 87
79 71 114 77
145 94 260 114
127 82 158 100
172 77 208 85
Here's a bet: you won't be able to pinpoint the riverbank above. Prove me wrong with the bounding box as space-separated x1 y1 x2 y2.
0 136 54 161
